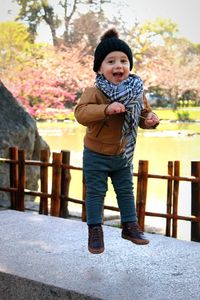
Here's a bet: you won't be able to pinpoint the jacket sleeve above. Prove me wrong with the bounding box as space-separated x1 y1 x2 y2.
74 87 109 126
139 94 159 129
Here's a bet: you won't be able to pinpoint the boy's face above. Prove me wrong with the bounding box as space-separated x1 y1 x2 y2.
99 51 130 84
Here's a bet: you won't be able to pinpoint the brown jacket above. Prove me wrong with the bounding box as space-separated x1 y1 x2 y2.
74 87 152 156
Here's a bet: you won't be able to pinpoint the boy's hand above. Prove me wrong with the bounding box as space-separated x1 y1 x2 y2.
144 112 160 128
105 102 126 115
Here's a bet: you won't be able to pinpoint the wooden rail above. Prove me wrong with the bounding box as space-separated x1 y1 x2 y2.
0 147 200 242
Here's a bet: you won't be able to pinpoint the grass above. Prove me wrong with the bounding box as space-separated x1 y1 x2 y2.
36 107 200 123
154 107 200 121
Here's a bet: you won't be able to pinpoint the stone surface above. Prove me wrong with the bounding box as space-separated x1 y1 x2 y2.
0 82 49 205
0 210 200 300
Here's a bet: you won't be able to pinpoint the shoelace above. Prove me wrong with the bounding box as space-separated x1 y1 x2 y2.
127 223 144 235
91 227 102 241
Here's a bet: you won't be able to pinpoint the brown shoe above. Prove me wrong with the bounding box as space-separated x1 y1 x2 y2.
88 226 104 254
122 221 149 245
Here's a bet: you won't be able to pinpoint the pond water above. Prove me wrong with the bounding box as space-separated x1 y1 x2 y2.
37 121 200 241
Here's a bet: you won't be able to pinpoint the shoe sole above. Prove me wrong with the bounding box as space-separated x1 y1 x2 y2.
122 234 149 245
88 246 104 254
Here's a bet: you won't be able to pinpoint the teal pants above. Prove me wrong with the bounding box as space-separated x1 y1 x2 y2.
83 147 137 225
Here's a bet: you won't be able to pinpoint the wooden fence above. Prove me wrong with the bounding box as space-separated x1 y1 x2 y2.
0 147 200 242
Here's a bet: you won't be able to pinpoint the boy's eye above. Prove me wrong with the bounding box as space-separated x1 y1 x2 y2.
108 60 114 64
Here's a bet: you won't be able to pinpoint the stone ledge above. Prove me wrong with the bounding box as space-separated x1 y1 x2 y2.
0 272 100 300
0 210 200 300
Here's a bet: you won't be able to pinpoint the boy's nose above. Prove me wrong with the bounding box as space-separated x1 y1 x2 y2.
115 61 122 68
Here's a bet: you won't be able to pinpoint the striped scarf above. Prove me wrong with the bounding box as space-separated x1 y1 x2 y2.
96 74 144 165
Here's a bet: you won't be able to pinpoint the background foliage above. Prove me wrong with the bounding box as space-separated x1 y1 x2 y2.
0 0 200 120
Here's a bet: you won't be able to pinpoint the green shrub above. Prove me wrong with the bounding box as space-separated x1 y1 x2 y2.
176 111 190 121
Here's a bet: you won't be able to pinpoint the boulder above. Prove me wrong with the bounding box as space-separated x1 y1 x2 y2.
0 81 50 207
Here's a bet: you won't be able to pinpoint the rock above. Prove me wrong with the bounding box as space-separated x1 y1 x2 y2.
0 81 50 207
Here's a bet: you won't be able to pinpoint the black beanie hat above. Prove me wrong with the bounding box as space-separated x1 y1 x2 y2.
93 28 133 72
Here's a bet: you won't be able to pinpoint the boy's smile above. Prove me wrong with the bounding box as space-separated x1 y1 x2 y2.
113 71 124 81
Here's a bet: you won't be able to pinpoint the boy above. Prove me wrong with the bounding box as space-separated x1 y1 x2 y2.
75 28 159 254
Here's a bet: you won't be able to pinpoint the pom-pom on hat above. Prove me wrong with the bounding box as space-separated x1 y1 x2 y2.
93 28 133 72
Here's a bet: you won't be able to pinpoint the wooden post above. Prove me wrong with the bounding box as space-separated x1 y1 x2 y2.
191 161 200 242
166 161 173 236
16 149 25 211
9 147 18 209
136 161 143 219
140 160 148 230
60 150 71 218
136 160 148 230
82 174 87 222
40 149 49 215
172 161 180 238
51 152 62 217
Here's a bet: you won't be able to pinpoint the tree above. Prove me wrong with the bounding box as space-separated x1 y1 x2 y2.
138 38 200 109
15 0 111 46
126 18 179 70
69 11 106 53
0 21 32 70
15 0 61 45
121 18 200 109
1 43 94 119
